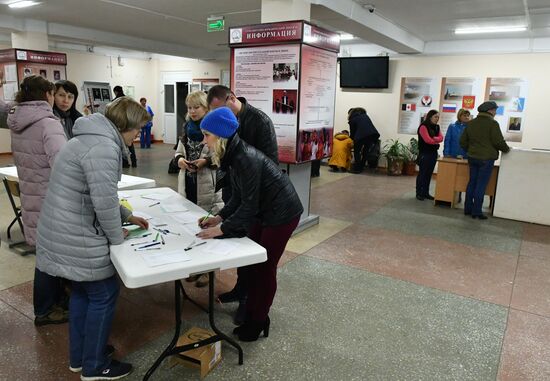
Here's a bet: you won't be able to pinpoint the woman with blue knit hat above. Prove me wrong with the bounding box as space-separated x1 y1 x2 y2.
196 107 303 342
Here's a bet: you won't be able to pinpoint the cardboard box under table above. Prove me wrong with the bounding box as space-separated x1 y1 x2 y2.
170 327 222 379
110 187 267 380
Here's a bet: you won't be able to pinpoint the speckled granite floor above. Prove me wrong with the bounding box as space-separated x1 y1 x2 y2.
1 144 550 380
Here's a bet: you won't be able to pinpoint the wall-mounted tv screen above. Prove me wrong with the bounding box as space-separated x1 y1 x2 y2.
339 56 389 89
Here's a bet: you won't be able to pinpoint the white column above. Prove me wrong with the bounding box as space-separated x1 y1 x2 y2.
11 31 49 51
11 20 49 50
261 0 311 23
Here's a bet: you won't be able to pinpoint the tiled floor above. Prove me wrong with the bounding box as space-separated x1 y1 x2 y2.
1 144 550 380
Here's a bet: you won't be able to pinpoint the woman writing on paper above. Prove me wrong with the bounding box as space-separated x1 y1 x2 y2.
196 107 303 342
35 97 149 380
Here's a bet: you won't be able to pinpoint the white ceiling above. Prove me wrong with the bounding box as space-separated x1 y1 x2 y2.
0 0 549 58
357 0 550 41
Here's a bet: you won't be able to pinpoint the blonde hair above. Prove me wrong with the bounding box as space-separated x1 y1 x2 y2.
185 91 208 121
457 108 471 120
202 130 228 167
105 96 150 132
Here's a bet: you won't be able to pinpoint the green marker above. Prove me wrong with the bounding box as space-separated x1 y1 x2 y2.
154 232 160 242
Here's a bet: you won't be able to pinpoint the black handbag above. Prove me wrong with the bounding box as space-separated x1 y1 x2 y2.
168 157 179 174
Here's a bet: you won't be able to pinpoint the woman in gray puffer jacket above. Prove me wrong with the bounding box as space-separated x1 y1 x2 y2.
36 97 150 380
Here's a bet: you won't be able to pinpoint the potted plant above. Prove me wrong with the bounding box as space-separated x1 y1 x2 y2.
403 137 419 176
382 139 407 176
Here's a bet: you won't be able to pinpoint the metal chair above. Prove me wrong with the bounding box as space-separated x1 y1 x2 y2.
2 177 33 255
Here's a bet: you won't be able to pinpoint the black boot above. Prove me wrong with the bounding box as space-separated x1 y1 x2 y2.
233 300 247 326
217 279 245 303
233 317 270 342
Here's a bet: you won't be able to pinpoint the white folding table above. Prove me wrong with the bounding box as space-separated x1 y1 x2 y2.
110 187 267 380
0 166 156 190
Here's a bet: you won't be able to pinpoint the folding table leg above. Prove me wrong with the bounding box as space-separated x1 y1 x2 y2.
206 271 244 365
143 281 183 381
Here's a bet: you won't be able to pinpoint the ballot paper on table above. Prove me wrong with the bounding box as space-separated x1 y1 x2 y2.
140 250 192 267
141 193 172 201
203 240 239 255
171 212 203 224
132 211 153 220
182 224 202 236
160 203 188 213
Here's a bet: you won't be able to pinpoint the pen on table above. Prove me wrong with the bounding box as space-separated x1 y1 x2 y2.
130 240 155 246
184 241 206 251
154 232 160 242
127 233 152 240
137 241 161 249
148 202 160 207
134 247 161 251
161 235 165 245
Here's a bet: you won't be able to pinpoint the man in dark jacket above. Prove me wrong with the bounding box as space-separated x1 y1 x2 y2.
207 85 279 164
207 85 279 325
460 101 510 219
348 107 380 173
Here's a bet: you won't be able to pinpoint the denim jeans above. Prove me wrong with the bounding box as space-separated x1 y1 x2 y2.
33 267 65 317
465 158 495 216
70 276 119 374
416 151 438 197
140 126 152 148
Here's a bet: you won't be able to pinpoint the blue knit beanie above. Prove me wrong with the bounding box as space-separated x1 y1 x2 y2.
200 107 239 138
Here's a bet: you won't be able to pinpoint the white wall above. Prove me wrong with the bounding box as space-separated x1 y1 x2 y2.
334 53 550 151
0 48 228 153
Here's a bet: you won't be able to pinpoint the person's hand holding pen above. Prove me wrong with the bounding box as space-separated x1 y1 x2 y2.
196 226 223 239
198 214 222 229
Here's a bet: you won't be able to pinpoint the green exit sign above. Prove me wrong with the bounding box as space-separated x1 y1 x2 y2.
207 16 224 32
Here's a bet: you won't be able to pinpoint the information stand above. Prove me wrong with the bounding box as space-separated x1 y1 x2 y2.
228 21 340 230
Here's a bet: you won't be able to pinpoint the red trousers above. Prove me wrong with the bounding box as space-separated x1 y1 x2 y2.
244 216 300 321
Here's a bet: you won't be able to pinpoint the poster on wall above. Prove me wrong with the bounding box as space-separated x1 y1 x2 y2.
83 82 112 114
439 77 483 134
398 77 438 135
232 44 301 163
297 44 337 162
485 78 528 143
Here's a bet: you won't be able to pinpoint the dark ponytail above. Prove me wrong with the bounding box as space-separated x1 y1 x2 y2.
15 75 55 103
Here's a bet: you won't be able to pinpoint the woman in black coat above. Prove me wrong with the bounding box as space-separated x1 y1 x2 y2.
197 107 303 342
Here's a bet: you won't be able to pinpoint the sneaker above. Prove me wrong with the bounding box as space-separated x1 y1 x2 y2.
34 307 69 327
80 360 132 380
70 345 116 373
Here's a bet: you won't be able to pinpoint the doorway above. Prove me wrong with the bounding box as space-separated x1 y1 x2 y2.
161 71 192 144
